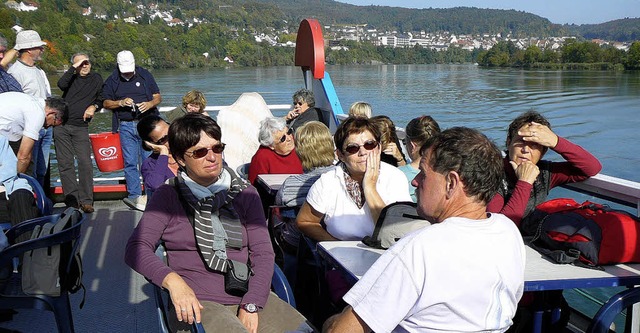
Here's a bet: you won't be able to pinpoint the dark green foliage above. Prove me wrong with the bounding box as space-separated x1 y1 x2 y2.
477 40 636 70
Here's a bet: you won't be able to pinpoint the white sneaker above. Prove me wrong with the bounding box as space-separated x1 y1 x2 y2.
123 195 147 211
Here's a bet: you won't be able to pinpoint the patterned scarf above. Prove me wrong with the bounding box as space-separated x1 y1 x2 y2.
175 167 249 273
340 162 365 209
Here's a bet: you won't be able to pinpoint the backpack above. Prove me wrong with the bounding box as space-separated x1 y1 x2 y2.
21 207 86 308
362 202 431 249
527 198 640 269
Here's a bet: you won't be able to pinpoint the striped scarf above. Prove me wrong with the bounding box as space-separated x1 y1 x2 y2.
176 167 248 273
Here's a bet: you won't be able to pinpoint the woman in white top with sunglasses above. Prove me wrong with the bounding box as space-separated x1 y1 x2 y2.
297 116 411 241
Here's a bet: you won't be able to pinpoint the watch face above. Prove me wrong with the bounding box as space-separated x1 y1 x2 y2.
244 303 258 313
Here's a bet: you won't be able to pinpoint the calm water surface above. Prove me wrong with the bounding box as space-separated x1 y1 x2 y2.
51 64 640 182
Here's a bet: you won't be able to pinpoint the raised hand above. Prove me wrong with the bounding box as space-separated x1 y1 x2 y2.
518 121 558 148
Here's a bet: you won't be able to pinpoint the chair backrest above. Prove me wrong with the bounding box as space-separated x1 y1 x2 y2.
153 243 203 333
586 287 640 333
0 209 85 333
236 163 250 180
18 173 52 216
0 210 85 269
271 263 296 308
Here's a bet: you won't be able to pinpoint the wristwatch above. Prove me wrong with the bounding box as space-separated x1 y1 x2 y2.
241 303 259 313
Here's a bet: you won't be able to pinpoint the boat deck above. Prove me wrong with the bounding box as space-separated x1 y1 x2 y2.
0 200 159 333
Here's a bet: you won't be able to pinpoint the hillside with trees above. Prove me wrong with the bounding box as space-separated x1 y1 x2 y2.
0 0 638 72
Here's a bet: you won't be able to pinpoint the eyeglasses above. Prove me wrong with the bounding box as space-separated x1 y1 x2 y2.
48 112 62 125
153 134 168 145
279 128 294 143
293 101 304 106
186 143 226 159
344 140 378 154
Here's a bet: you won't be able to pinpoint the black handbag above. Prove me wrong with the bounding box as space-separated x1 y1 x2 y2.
224 259 252 297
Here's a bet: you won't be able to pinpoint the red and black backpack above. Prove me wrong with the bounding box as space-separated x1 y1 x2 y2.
527 198 640 269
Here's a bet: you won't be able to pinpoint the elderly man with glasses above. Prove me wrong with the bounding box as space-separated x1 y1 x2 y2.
0 92 67 174
54 52 104 213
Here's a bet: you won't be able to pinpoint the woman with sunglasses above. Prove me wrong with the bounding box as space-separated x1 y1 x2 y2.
247 117 303 185
284 88 325 132
296 116 411 242
126 113 312 333
137 115 179 199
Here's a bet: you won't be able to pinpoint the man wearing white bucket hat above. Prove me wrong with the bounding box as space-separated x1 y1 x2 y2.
103 50 162 211
7 29 53 189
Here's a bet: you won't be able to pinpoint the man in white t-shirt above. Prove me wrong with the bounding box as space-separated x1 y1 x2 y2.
0 92 67 174
324 127 526 333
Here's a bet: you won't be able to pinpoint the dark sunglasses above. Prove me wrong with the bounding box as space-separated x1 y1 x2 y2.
186 143 226 159
154 134 168 145
293 101 304 106
279 128 294 143
344 140 378 154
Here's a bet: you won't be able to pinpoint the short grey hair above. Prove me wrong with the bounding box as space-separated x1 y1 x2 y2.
292 89 315 107
70 52 89 63
258 117 287 147
0 35 7 48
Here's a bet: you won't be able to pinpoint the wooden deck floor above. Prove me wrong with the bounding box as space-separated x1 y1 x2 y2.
0 200 159 333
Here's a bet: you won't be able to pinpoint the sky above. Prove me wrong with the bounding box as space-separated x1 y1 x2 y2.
337 0 640 25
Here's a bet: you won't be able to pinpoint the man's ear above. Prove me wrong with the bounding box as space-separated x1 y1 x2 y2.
445 171 461 198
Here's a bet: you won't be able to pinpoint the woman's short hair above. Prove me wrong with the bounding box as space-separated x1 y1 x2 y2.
181 90 207 112
295 121 334 170
137 115 167 150
292 89 315 107
506 110 551 155
258 117 287 147
334 116 381 153
169 113 221 160
406 115 441 152
348 102 372 118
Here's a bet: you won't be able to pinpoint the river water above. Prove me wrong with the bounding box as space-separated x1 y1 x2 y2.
50 64 640 183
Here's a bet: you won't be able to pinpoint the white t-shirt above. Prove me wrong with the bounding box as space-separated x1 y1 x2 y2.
0 92 45 141
344 213 526 333
306 162 411 240
7 60 51 98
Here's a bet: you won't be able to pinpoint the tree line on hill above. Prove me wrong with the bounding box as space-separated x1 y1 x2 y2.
477 40 640 70
0 0 638 72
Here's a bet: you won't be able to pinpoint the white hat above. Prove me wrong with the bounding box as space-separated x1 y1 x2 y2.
14 30 46 51
117 50 135 73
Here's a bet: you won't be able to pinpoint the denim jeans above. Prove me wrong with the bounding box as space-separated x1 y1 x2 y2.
119 121 150 199
32 127 52 188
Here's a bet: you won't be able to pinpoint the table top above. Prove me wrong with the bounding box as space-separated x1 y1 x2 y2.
256 174 292 195
317 241 640 292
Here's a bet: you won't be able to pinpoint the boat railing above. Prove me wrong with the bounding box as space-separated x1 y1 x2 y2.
561 173 640 215
157 105 292 113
